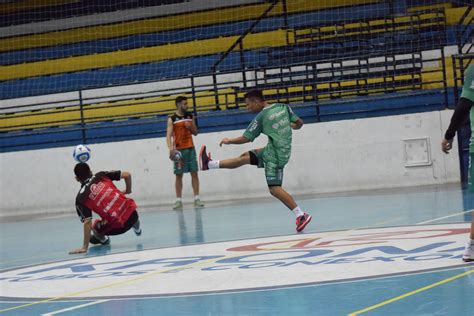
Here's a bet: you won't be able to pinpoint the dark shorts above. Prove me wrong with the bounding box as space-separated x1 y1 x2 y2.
174 147 199 175
249 149 284 187
93 211 139 236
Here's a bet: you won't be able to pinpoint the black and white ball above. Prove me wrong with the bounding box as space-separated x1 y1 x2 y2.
73 144 91 163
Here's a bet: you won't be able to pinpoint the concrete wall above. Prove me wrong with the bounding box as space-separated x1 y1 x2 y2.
0 110 460 218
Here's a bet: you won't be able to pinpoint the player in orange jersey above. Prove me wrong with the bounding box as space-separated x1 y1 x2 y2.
166 96 204 210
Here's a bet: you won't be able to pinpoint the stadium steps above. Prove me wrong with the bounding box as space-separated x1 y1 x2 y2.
0 2 391 66
407 2 453 13
0 0 378 53
0 7 450 82
0 6 469 99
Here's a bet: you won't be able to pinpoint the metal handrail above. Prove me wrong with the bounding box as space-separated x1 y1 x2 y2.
212 0 279 72
0 52 446 130
0 5 453 151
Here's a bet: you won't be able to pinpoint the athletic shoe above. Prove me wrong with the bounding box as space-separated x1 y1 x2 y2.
173 200 183 210
133 224 142 236
199 145 211 171
89 235 101 245
194 199 205 208
102 236 110 245
463 242 474 262
296 213 312 232
90 235 110 245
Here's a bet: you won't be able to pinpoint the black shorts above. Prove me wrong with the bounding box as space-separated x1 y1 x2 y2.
93 211 139 236
249 150 260 166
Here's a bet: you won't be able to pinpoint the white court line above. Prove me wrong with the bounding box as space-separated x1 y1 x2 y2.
416 209 473 225
41 300 109 315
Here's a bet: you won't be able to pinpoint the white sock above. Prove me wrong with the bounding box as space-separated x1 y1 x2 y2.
208 160 220 169
292 206 304 218
194 195 200 200
176 198 182 202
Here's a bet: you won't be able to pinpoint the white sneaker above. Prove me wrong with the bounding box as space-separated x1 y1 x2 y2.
462 242 474 262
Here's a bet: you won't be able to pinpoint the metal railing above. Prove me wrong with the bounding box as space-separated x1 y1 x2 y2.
0 4 457 152
0 49 449 151
456 5 473 54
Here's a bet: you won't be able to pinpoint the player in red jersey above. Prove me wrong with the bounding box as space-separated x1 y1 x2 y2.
69 162 141 254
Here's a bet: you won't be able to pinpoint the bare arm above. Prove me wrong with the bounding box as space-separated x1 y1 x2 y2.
69 218 92 254
166 117 178 160
291 118 304 130
219 136 251 147
166 117 174 151
121 171 132 194
185 117 198 136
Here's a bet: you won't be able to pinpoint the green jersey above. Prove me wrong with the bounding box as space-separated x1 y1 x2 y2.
243 103 300 167
462 64 474 152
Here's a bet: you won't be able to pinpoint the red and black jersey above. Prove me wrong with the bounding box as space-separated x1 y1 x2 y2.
170 112 194 150
75 171 137 227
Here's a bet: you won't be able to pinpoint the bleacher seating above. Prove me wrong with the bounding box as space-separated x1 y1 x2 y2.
0 2 389 66
0 88 238 132
0 0 186 27
1 0 472 152
1 4 465 99
0 52 453 133
0 0 378 53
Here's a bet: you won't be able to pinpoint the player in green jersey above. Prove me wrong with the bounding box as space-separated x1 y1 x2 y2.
441 63 474 262
199 89 312 232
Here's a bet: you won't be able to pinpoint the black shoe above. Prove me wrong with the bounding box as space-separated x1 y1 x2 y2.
133 227 142 236
102 236 110 245
89 235 100 244
90 235 110 245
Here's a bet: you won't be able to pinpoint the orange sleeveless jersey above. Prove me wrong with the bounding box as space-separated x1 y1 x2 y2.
170 112 194 149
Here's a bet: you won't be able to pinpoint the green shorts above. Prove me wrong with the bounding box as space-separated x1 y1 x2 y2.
249 149 284 186
174 147 198 175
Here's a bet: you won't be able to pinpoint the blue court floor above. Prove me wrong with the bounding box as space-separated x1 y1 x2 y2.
1 184 473 315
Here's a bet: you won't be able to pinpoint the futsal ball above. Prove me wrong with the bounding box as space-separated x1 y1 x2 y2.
173 150 182 162
73 144 91 163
